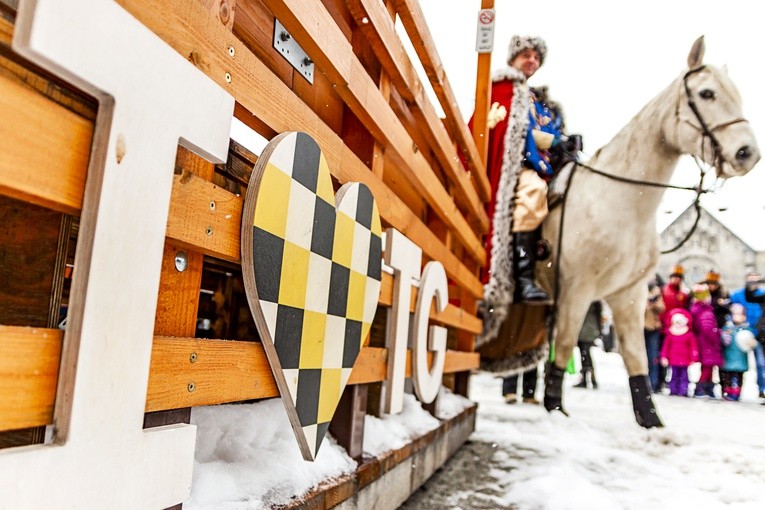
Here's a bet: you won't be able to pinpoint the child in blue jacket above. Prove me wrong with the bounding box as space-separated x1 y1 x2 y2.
720 304 757 401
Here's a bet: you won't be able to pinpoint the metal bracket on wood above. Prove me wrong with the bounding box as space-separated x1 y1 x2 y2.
272 18 314 84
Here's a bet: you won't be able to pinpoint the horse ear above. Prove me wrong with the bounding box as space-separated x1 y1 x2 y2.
688 35 705 68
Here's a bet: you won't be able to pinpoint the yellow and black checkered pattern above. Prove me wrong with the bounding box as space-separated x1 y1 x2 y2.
249 132 382 460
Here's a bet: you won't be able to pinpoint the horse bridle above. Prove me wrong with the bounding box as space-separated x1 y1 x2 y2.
680 65 749 173
546 66 751 357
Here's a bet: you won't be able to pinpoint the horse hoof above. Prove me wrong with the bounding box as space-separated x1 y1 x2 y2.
629 375 664 428
637 416 664 429
544 400 569 417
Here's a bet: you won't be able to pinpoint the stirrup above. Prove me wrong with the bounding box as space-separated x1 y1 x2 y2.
518 283 551 304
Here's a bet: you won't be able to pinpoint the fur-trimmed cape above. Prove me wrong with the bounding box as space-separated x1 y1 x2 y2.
474 69 564 373
476 67 532 348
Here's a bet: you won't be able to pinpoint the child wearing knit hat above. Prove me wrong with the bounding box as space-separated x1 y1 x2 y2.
690 283 724 398
660 308 699 396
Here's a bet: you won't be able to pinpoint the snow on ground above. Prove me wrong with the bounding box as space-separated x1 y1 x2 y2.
429 349 765 510
185 348 765 509
185 389 472 509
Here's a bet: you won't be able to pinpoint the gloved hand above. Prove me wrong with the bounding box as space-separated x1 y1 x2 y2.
550 136 579 161
567 134 583 152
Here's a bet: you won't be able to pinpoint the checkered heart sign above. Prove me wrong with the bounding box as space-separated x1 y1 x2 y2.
241 132 382 461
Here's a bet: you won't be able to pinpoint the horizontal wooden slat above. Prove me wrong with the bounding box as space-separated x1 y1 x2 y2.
394 0 490 201
0 13 13 46
165 173 481 332
258 0 486 264
146 336 278 412
346 0 488 233
0 326 62 431
0 70 92 215
378 272 482 334
117 0 483 298
165 171 243 262
0 327 479 431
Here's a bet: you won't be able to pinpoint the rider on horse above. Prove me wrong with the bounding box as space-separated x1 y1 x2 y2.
469 35 580 345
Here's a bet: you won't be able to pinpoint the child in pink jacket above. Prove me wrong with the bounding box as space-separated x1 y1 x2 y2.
660 308 699 396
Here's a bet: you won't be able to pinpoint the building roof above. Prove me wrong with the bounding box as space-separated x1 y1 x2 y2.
659 202 760 252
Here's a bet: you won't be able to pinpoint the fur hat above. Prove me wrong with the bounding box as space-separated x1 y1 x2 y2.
508 35 547 66
705 270 720 284
670 264 685 278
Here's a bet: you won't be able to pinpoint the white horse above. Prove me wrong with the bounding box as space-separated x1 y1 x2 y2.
540 37 760 427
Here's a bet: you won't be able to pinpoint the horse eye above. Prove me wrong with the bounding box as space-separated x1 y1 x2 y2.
699 89 717 100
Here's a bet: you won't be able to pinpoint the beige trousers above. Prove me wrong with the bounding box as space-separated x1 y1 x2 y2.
512 169 549 232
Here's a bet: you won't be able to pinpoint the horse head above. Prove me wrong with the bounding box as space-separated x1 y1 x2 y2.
668 36 760 178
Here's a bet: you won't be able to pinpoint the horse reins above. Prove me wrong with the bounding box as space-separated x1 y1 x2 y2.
571 65 750 254
547 66 750 348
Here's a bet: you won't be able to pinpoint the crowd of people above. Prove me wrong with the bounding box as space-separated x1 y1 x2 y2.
644 265 765 402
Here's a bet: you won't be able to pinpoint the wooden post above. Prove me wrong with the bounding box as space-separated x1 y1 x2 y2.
0 196 68 448
472 0 494 164
328 384 368 459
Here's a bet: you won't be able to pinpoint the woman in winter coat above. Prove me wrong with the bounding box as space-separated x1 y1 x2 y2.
690 284 724 398
660 308 699 396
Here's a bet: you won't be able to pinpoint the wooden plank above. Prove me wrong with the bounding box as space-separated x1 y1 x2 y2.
346 0 488 233
147 148 216 431
0 70 91 215
0 12 12 46
257 0 486 264
378 272 482 334
328 384 367 459
471 0 494 164
145 336 279 412
165 171 243 262
0 1 482 299
0 328 479 430
0 327 62 431
0 197 62 327
394 0 490 201
117 0 483 298
167 173 481 332
198 0 237 31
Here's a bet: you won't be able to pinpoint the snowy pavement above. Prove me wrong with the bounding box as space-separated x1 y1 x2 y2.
404 349 765 510
186 347 765 509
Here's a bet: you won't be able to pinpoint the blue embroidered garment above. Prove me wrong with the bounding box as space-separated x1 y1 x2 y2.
523 91 563 177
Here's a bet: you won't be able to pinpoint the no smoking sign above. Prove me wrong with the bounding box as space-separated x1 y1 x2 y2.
475 8 496 53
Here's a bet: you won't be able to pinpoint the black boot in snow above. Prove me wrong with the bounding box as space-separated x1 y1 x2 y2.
590 370 598 389
513 231 550 304
544 363 568 416
629 375 663 428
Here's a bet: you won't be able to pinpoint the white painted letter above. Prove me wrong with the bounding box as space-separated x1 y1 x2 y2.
383 228 422 414
0 1 233 507
412 261 448 403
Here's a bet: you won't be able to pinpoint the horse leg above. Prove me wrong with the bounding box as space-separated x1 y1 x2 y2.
607 286 664 428
543 290 591 415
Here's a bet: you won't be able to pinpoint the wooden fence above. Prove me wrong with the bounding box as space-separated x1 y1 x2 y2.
0 0 487 464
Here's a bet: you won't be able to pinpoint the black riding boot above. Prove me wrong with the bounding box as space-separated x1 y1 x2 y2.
629 375 664 428
543 363 568 416
513 231 550 304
